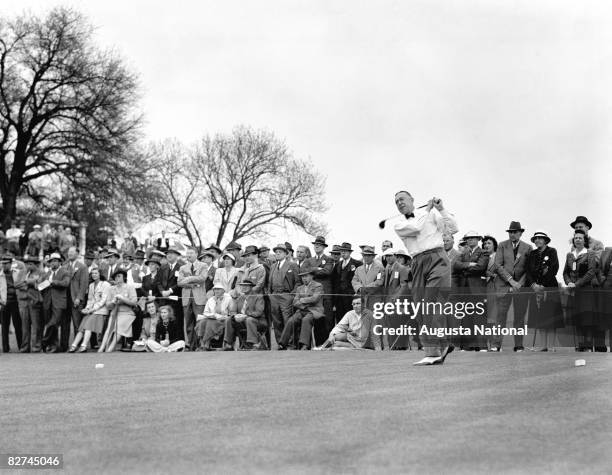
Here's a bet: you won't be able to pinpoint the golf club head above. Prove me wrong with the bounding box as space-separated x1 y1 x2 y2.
378 220 386 229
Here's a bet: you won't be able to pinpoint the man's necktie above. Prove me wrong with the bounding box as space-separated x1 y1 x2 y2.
405 213 415 219
513 244 518 259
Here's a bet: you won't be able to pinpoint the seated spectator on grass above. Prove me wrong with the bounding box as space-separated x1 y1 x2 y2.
196 284 232 350
223 279 266 351
132 300 158 352
146 305 185 352
70 268 111 353
317 296 381 350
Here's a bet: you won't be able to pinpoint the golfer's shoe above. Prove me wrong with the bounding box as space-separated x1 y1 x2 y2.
413 356 440 366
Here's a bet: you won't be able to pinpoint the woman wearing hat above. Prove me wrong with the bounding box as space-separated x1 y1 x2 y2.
213 253 240 292
563 229 598 352
70 267 111 353
99 269 138 352
481 235 502 351
196 284 233 350
525 231 563 351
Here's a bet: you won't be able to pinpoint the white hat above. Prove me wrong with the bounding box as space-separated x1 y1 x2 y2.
383 248 396 257
212 283 226 291
463 230 483 240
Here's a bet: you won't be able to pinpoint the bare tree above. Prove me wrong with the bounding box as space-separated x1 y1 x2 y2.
148 139 206 249
147 127 327 248
195 125 327 246
0 7 143 228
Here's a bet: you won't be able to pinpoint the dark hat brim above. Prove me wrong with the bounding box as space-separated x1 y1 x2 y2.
570 218 592 229
531 235 551 244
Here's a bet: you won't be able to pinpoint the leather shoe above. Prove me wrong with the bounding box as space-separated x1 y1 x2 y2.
413 356 440 366
77 346 87 353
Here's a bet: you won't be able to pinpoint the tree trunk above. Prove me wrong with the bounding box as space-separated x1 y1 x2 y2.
1 189 17 230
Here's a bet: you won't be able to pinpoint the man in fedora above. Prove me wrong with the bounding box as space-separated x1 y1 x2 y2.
41 253 70 353
381 248 411 350
277 265 324 350
495 221 532 352
1 254 22 353
224 278 267 350
334 242 362 321
267 243 299 343
240 246 266 294
352 245 384 311
225 241 245 268
570 216 604 258
102 249 121 282
157 246 185 341
64 246 90 352
307 236 335 344
15 256 44 352
393 191 458 365
453 231 488 351
285 242 295 261
177 246 209 350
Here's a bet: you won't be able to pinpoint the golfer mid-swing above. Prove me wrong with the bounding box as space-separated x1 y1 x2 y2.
393 191 458 365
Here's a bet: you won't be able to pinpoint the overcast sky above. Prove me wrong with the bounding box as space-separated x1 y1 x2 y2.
5 0 612 256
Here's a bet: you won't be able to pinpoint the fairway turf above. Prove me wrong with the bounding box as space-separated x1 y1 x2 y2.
1 350 611 474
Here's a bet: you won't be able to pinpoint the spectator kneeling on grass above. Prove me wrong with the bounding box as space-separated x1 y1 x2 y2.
146 305 185 352
317 296 381 350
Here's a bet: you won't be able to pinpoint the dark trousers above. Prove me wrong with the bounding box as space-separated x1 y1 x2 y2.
269 293 294 343
224 316 267 346
335 294 354 323
59 308 71 352
279 309 317 348
2 301 22 352
410 248 451 357
67 298 84 349
496 288 529 347
19 302 42 352
314 294 333 346
42 305 65 352
183 300 204 349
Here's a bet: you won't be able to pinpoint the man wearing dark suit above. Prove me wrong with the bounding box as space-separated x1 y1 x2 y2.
307 236 335 345
63 246 90 351
495 221 532 351
453 231 489 351
41 253 70 353
1 255 22 352
157 246 185 340
102 250 120 282
267 243 299 342
381 248 411 349
333 242 362 321
15 256 44 352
